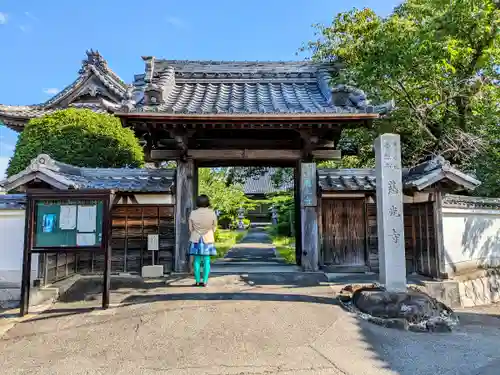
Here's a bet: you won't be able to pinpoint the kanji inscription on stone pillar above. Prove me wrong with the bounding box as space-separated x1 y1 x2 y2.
375 133 407 291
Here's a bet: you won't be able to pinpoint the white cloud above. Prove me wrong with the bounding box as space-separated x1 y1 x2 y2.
0 12 8 25
43 88 60 95
24 12 38 22
166 16 187 29
19 25 32 33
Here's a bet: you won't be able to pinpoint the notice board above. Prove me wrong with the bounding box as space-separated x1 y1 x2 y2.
34 199 104 248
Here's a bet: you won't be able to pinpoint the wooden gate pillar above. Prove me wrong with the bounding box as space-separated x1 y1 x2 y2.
175 158 194 273
299 162 319 272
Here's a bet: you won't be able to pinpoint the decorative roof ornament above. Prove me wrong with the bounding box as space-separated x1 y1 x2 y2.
28 154 58 172
119 85 137 112
78 49 108 74
331 84 395 115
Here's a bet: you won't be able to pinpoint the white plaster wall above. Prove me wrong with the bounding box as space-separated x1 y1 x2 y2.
133 194 175 205
442 207 500 276
0 210 39 286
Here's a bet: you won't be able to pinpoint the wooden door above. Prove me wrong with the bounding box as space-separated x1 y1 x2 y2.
409 202 437 277
321 199 366 266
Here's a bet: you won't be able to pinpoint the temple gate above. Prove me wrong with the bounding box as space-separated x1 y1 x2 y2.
2 51 479 281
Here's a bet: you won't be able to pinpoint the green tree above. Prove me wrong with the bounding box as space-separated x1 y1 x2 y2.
302 0 499 189
198 168 257 224
7 108 144 176
267 191 295 236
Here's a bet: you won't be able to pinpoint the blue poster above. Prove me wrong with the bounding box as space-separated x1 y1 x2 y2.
42 214 56 233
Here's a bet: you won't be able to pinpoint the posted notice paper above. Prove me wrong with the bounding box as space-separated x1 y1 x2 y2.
77 205 97 233
59 205 77 230
76 233 96 246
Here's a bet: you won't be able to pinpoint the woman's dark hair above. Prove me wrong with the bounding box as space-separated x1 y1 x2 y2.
196 194 210 208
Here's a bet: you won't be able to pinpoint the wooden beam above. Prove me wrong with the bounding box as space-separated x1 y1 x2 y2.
300 162 319 272
151 149 341 161
311 150 341 160
150 150 180 159
175 158 194 273
192 138 298 149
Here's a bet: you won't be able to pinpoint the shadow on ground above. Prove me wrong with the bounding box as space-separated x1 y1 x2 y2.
6 274 500 374
56 276 166 303
326 273 431 286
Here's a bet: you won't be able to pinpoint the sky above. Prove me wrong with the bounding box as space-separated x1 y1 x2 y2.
0 0 399 179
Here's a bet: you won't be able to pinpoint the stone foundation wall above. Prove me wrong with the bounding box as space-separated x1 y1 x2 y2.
455 269 500 307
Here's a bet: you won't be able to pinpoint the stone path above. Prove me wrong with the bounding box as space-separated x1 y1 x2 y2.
212 228 301 274
1 275 500 374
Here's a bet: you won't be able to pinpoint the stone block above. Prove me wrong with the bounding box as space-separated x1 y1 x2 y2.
421 280 461 308
458 275 500 307
141 265 164 278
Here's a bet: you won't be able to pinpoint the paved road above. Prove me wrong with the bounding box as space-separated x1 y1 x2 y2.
212 228 300 274
1 274 500 375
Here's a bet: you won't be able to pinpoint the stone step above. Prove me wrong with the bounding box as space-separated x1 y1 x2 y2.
214 261 288 266
211 265 301 274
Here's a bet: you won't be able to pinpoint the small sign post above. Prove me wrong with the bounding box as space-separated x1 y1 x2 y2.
148 234 159 265
142 234 163 278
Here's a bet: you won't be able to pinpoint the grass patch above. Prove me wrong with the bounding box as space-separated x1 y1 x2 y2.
266 228 296 264
214 229 247 259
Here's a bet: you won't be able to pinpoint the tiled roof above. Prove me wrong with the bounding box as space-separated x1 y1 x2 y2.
1 154 175 193
442 194 500 209
318 157 480 192
0 50 128 129
0 52 395 128
402 156 480 191
242 168 293 195
0 194 26 210
318 169 376 191
124 59 394 115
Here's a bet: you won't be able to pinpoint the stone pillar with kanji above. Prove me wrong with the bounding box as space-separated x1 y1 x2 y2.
374 134 407 291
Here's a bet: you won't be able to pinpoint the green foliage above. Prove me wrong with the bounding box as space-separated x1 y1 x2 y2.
266 228 296 264
274 222 292 237
198 168 257 223
7 109 144 176
301 0 500 195
267 192 295 225
230 218 251 229
214 229 248 259
273 236 296 264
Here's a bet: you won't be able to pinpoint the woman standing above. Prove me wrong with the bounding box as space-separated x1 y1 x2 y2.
188 194 218 287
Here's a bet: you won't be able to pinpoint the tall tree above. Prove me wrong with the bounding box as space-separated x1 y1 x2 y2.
304 0 499 171
238 1 500 193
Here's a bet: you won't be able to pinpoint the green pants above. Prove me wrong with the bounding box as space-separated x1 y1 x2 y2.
193 255 211 284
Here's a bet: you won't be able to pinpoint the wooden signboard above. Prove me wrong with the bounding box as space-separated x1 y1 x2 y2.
300 163 317 207
20 190 112 316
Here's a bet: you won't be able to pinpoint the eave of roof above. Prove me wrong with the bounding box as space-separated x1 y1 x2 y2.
318 158 480 192
115 112 380 121
2 154 175 193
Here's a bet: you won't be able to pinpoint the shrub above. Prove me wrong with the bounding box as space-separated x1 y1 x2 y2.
7 108 144 176
276 222 292 237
